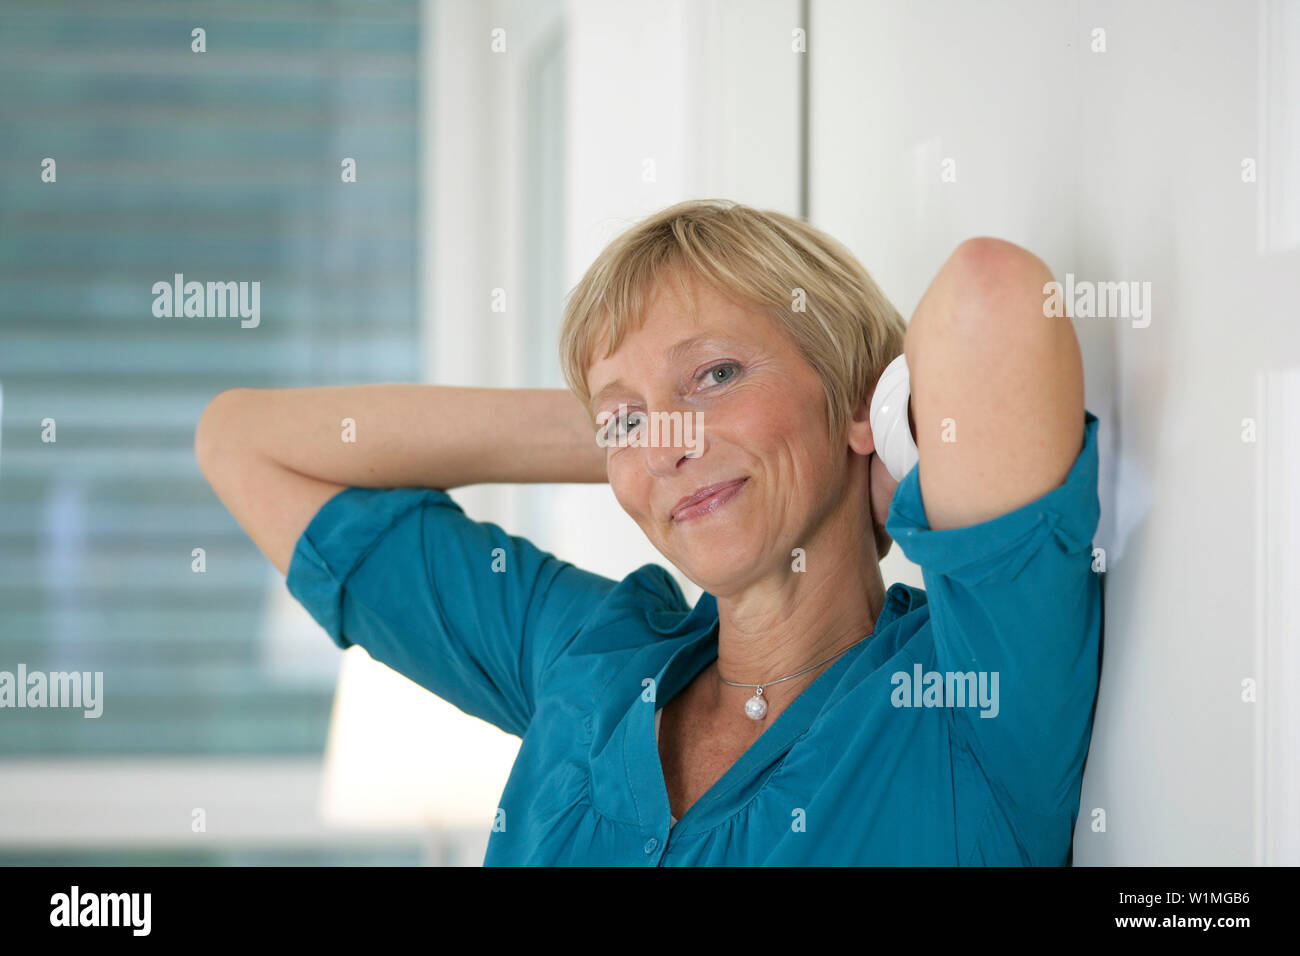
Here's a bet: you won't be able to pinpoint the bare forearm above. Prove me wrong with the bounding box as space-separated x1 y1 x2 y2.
199 384 607 490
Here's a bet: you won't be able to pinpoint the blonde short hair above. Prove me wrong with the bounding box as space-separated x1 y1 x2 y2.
559 198 907 446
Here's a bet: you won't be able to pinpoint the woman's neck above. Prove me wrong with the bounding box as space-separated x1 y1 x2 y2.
705 550 888 731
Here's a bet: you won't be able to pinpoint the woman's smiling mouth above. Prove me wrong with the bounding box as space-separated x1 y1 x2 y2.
670 478 748 522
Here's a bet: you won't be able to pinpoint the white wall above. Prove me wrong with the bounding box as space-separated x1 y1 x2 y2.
810 0 1300 864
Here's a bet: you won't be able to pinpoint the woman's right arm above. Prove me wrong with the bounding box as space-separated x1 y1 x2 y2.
194 385 607 576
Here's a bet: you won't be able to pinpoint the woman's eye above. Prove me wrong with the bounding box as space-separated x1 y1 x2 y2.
703 363 740 386
605 411 643 440
600 366 737 444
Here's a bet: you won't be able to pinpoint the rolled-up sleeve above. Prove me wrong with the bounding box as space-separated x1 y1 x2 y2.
885 411 1103 814
285 486 619 738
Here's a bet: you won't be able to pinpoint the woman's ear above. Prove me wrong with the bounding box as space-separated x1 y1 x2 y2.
847 395 876 457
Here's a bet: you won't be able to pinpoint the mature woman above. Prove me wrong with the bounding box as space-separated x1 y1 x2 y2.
196 199 1101 865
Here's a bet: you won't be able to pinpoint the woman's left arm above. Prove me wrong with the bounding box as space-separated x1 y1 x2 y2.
902 238 1085 531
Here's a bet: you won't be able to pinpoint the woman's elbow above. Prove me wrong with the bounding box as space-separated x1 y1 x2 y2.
195 387 252 478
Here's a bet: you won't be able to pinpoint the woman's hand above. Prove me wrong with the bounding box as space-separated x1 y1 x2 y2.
869 450 900 561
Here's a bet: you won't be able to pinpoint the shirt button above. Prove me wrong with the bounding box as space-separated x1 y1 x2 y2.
644 837 658 854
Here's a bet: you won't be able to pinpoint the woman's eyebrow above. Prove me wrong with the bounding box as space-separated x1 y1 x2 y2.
664 334 731 362
589 335 735 411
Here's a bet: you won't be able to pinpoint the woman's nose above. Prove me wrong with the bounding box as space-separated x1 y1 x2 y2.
642 408 705 474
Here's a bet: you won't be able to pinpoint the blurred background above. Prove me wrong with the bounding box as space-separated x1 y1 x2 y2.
0 0 1296 865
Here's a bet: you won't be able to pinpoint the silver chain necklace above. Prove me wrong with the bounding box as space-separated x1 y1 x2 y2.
718 631 873 720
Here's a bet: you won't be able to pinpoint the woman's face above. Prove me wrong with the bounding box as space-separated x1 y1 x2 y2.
585 271 859 597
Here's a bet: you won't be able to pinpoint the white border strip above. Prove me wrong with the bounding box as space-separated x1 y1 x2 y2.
1255 368 1300 864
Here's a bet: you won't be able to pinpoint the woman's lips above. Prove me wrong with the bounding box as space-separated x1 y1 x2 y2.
671 478 748 522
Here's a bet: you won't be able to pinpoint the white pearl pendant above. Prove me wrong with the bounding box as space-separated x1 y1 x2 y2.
744 691 768 720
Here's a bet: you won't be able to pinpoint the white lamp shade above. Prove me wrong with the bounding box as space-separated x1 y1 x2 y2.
319 645 521 830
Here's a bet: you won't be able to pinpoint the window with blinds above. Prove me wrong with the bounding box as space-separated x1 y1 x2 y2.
0 0 422 756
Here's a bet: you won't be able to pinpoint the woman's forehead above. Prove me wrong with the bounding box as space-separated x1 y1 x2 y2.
584 273 779 394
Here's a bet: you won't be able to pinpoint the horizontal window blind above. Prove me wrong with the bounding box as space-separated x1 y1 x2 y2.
0 0 422 755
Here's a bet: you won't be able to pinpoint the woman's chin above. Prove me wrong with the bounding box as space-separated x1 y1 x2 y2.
671 547 760 596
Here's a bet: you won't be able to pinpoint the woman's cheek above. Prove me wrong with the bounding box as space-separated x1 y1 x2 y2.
606 464 642 520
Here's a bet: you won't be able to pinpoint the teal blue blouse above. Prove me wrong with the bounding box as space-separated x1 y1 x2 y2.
286 411 1102 865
